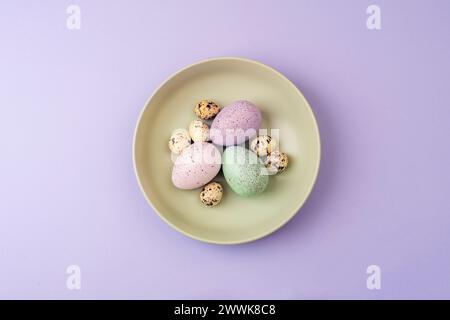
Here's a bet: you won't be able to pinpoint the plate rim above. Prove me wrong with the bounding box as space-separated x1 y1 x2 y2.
133 56 321 245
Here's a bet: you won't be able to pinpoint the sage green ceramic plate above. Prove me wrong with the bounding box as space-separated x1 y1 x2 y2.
133 57 320 244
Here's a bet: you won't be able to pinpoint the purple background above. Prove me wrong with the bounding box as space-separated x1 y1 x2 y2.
1 0 449 299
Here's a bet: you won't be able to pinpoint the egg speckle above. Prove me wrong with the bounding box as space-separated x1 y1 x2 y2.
194 100 220 120
250 135 277 157
265 151 289 174
200 182 223 206
189 120 210 142
168 129 191 154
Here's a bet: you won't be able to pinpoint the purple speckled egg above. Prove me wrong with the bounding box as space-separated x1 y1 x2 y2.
172 142 221 189
210 100 262 146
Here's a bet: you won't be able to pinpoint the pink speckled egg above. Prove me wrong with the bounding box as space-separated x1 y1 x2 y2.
172 142 221 189
210 100 262 146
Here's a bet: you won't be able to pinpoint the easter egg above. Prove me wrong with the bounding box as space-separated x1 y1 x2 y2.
168 128 191 155
188 120 210 142
199 182 223 207
210 100 262 146
265 151 289 174
222 146 269 197
172 142 221 189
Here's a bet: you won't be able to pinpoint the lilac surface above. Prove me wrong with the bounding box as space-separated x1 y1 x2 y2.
210 100 262 146
0 0 449 299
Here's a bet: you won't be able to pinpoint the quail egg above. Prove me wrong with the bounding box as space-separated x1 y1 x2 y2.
168 128 191 155
265 151 289 174
250 135 277 157
194 100 220 120
188 120 210 142
199 182 223 207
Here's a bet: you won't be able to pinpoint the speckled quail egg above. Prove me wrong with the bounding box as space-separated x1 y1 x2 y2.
188 120 210 142
250 135 277 157
168 128 191 155
199 182 223 207
265 151 289 174
194 100 220 120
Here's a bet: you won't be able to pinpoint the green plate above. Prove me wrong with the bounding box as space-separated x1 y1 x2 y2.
133 57 321 244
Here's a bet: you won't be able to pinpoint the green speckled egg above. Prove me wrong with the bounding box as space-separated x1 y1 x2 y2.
222 146 269 197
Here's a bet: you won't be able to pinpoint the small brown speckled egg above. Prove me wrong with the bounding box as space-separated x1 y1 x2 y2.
200 182 223 207
168 129 191 154
189 120 210 142
194 100 220 120
250 135 277 157
265 151 289 174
